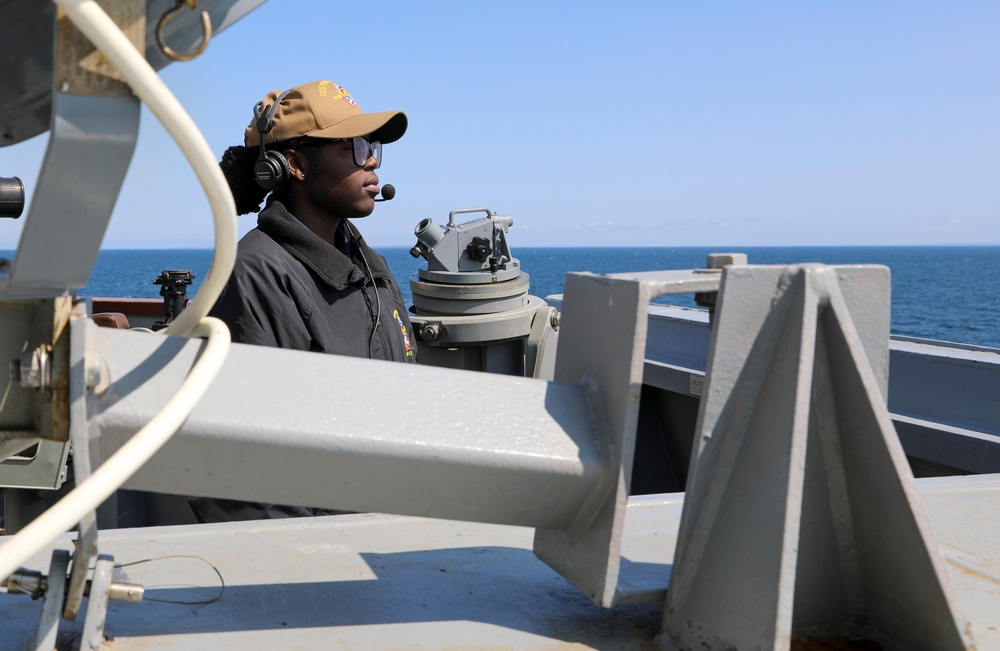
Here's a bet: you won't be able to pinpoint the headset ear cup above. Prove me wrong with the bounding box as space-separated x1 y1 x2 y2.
254 150 291 191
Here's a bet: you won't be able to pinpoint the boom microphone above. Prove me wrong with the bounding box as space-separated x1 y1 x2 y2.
374 184 395 202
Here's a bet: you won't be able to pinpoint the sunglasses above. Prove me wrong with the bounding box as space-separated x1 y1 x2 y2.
332 136 382 168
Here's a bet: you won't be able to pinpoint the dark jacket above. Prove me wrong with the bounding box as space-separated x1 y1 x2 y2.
190 200 415 523
210 199 416 362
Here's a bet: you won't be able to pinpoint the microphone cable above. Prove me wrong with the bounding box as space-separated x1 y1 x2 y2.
354 233 382 359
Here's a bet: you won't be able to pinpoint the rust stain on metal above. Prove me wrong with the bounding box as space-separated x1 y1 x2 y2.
48 297 75 442
56 0 145 97
955 564 1000 586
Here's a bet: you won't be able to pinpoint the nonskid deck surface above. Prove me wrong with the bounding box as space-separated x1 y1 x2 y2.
3 479 998 650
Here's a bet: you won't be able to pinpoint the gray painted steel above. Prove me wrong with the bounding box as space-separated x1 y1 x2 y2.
0 298 74 494
0 0 267 147
889 338 1000 436
3 482 998 649
66 300 101 622
554 295 1000 474
80 555 115 650
663 264 971 650
85 322 605 529
0 5 997 641
3 265 998 649
4 92 139 295
33 548 68 651
535 269 723 608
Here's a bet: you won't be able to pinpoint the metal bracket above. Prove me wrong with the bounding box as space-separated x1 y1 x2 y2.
65 300 97 621
80 554 115 649
525 303 558 380
0 297 74 509
662 265 973 650
3 0 140 297
534 269 722 607
33 549 70 651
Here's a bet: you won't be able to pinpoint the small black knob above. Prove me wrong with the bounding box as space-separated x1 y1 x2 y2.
419 322 444 343
466 237 491 263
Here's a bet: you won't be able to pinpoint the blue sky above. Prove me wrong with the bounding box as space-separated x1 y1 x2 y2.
0 1 998 248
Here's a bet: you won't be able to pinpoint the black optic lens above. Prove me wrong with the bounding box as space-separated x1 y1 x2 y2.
0 177 25 219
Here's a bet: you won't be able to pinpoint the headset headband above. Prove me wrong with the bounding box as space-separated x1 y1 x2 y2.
253 89 291 156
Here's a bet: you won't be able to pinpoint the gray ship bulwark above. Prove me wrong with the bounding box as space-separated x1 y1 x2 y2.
1 2 1000 650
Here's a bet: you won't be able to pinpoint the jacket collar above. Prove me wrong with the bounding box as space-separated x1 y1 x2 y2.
256 200 392 290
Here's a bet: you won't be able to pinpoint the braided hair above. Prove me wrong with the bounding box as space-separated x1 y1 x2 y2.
219 137 325 215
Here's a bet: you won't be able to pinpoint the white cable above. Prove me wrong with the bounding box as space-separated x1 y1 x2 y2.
52 0 237 337
0 317 230 580
0 1 238 578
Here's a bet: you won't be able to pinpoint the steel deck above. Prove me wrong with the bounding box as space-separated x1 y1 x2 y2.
4 476 998 650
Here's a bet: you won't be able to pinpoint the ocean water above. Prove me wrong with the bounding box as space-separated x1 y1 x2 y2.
9 246 997 349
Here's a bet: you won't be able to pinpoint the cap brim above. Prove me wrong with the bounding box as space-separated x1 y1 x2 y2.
307 110 408 144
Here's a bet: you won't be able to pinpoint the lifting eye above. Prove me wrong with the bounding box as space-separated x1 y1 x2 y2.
156 0 212 62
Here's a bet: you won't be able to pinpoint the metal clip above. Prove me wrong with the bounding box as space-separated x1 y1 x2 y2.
156 0 212 62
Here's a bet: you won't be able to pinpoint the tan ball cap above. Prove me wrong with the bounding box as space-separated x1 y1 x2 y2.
245 80 407 147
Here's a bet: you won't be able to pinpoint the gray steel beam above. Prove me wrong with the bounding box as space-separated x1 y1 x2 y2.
85 322 604 530
894 415 1000 474
889 340 1000 437
638 302 1000 474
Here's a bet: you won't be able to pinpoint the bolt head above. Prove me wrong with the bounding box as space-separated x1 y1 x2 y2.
706 252 748 269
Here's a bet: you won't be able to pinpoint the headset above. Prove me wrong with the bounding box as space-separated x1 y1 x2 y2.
254 91 388 359
252 90 292 191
